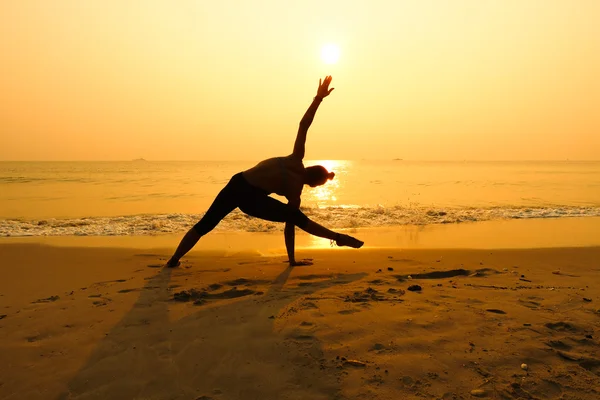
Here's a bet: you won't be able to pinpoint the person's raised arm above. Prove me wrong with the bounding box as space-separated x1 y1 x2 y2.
292 76 335 160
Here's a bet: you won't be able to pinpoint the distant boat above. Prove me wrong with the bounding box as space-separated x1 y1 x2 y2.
392 158 403 161
132 158 147 162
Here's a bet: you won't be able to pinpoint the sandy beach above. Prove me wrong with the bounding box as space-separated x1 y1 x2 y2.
3 0 599 397
1 219 600 400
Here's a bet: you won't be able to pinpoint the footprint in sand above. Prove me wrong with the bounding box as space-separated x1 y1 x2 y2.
172 276 274 305
543 322 600 373
173 288 256 304
387 288 404 294
369 343 388 352
345 287 404 303
224 278 270 287
204 288 256 299
547 339 572 351
338 309 361 315
32 295 60 304
552 270 580 277
25 330 56 342
485 309 507 314
117 289 138 294
296 274 333 281
580 358 600 374
301 301 319 310
545 322 580 332
518 298 541 309
207 283 223 291
291 275 351 291
396 268 500 281
465 298 483 305
287 329 315 341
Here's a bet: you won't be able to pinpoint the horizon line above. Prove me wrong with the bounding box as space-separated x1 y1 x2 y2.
1 159 599 163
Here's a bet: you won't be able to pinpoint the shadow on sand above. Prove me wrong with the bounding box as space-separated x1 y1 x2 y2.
57 262 366 400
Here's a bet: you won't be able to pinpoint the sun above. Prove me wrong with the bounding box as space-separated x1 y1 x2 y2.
321 43 340 65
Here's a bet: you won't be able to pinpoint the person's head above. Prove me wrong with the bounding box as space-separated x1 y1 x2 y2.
304 165 335 187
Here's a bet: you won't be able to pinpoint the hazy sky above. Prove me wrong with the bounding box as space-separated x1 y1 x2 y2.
1 0 598 161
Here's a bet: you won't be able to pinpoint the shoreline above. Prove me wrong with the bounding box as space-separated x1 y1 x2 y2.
1 216 599 254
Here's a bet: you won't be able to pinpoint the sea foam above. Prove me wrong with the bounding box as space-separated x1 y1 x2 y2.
1 205 599 237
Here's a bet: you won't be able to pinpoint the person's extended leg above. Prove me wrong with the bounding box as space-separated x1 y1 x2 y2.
239 194 363 248
166 176 241 267
301 219 363 248
166 228 202 267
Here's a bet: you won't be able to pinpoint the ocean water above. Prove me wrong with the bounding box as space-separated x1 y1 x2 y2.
1 160 599 237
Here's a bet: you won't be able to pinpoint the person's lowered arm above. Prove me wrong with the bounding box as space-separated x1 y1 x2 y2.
284 196 309 266
291 75 335 160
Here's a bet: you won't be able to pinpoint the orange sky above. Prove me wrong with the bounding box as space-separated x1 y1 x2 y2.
1 0 598 161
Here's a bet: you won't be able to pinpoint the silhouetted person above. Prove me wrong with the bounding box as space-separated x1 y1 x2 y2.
166 76 363 267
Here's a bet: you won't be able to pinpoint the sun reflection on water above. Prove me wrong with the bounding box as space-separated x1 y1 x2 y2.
304 160 351 206
301 160 354 249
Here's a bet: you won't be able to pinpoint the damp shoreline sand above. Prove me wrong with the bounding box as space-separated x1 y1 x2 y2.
1 219 600 399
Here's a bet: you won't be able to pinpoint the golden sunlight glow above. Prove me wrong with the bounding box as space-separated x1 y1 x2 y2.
314 159 342 173
305 160 347 203
320 44 340 65
311 180 338 203
1 2 599 161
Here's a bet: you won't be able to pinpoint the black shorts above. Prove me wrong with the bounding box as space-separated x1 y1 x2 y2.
193 172 309 236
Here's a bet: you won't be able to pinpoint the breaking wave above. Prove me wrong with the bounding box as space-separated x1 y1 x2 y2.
2 205 599 237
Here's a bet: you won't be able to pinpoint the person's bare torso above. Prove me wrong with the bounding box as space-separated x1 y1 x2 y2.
242 155 304 200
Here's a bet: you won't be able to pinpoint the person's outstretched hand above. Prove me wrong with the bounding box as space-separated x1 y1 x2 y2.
316 75 334 99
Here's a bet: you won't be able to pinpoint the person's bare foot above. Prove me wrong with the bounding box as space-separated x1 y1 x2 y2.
165 258 181 268
335 234 364 248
